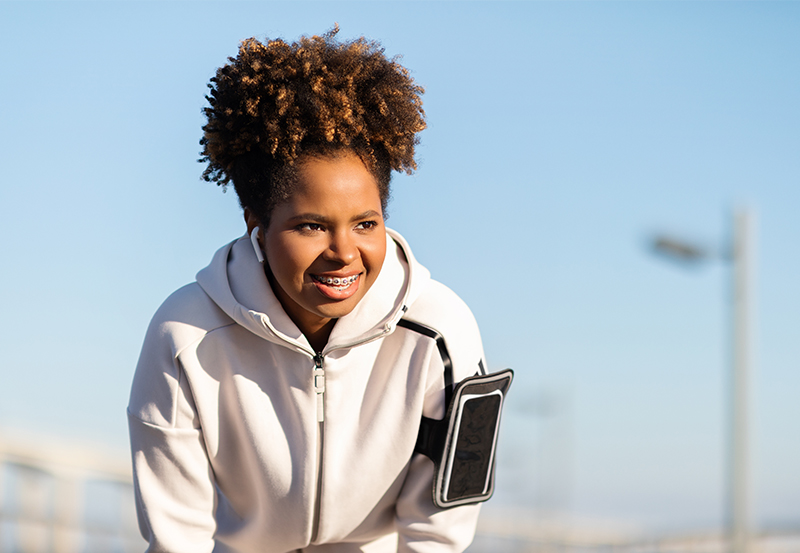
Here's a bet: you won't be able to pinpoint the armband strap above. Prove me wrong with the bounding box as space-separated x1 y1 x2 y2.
396 319 453 407
414 416 447 462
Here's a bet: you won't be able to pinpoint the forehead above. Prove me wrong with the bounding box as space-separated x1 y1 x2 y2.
284 154 382 212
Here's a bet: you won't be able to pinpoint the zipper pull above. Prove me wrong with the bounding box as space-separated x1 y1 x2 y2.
313 353 325 422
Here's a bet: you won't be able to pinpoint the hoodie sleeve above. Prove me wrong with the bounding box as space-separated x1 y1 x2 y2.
128 295 217 553
394 452 481 553
394 280 487 553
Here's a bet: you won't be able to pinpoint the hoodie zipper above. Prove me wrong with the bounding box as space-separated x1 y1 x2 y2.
308 330 388 543
310 352 325 543
313 352 325 422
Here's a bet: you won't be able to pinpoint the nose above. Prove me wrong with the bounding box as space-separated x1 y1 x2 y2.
324 229 358 265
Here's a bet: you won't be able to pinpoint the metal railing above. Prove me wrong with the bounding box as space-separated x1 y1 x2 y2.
0 430 143 553
2 429 798 553
474 511 800 553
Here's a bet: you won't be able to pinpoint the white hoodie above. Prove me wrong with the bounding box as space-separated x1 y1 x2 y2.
128 229 486 553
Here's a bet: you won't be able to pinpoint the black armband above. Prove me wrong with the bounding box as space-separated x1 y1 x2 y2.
416 369 513 508
397 319 513 509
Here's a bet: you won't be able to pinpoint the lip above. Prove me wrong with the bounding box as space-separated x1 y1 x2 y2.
310 272 362 301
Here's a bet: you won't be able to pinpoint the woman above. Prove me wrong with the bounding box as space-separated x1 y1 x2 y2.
128 27 489 553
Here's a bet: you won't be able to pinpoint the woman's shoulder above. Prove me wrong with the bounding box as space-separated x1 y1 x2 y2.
408 279 477 327
402 279 485 378
130 282 238 424
145 282 235 353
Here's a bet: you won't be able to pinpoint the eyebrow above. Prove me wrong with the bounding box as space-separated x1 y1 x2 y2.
288 210 382 223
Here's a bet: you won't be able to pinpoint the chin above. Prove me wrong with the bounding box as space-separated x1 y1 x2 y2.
320 288 372 315
314 300 360 320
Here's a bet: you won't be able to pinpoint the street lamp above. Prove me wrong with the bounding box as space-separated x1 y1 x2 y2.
650 208 756 553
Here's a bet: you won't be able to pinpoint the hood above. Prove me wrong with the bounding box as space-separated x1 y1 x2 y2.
195 228 431 355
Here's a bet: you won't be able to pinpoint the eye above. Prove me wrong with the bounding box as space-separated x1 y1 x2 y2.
355 220 379 231
297 222 324 233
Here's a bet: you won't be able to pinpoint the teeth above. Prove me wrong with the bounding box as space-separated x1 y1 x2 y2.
317 274 359 287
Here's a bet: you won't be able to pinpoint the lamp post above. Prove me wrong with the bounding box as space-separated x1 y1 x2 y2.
651 208 756 553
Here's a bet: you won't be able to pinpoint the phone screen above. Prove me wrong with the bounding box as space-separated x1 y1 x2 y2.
444 391 503 501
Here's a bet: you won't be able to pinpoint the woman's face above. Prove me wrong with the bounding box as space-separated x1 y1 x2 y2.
256 153 387 339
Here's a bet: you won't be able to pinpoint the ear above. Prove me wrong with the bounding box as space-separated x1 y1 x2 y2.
244 207 261 236
244 208 266 263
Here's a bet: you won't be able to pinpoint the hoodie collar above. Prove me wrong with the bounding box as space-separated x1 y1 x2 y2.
196 228 429 355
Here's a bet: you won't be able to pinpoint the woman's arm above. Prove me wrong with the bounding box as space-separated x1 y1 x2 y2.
128 413 217 553
394 280 488 553
395 455 481 553
128 303 217 553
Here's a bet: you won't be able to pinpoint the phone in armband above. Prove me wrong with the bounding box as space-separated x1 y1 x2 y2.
430 369 513 508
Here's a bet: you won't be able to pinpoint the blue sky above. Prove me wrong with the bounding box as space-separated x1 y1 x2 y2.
1 1 798 534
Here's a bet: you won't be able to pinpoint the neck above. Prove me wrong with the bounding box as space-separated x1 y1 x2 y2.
303 319 336 353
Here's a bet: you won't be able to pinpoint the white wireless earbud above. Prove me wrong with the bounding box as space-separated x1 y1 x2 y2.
250 227 265 263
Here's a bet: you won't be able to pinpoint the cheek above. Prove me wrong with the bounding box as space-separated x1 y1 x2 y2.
265 236 308 284
364 240 387 275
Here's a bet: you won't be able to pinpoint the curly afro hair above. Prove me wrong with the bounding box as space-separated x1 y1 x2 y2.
199 25 426 227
